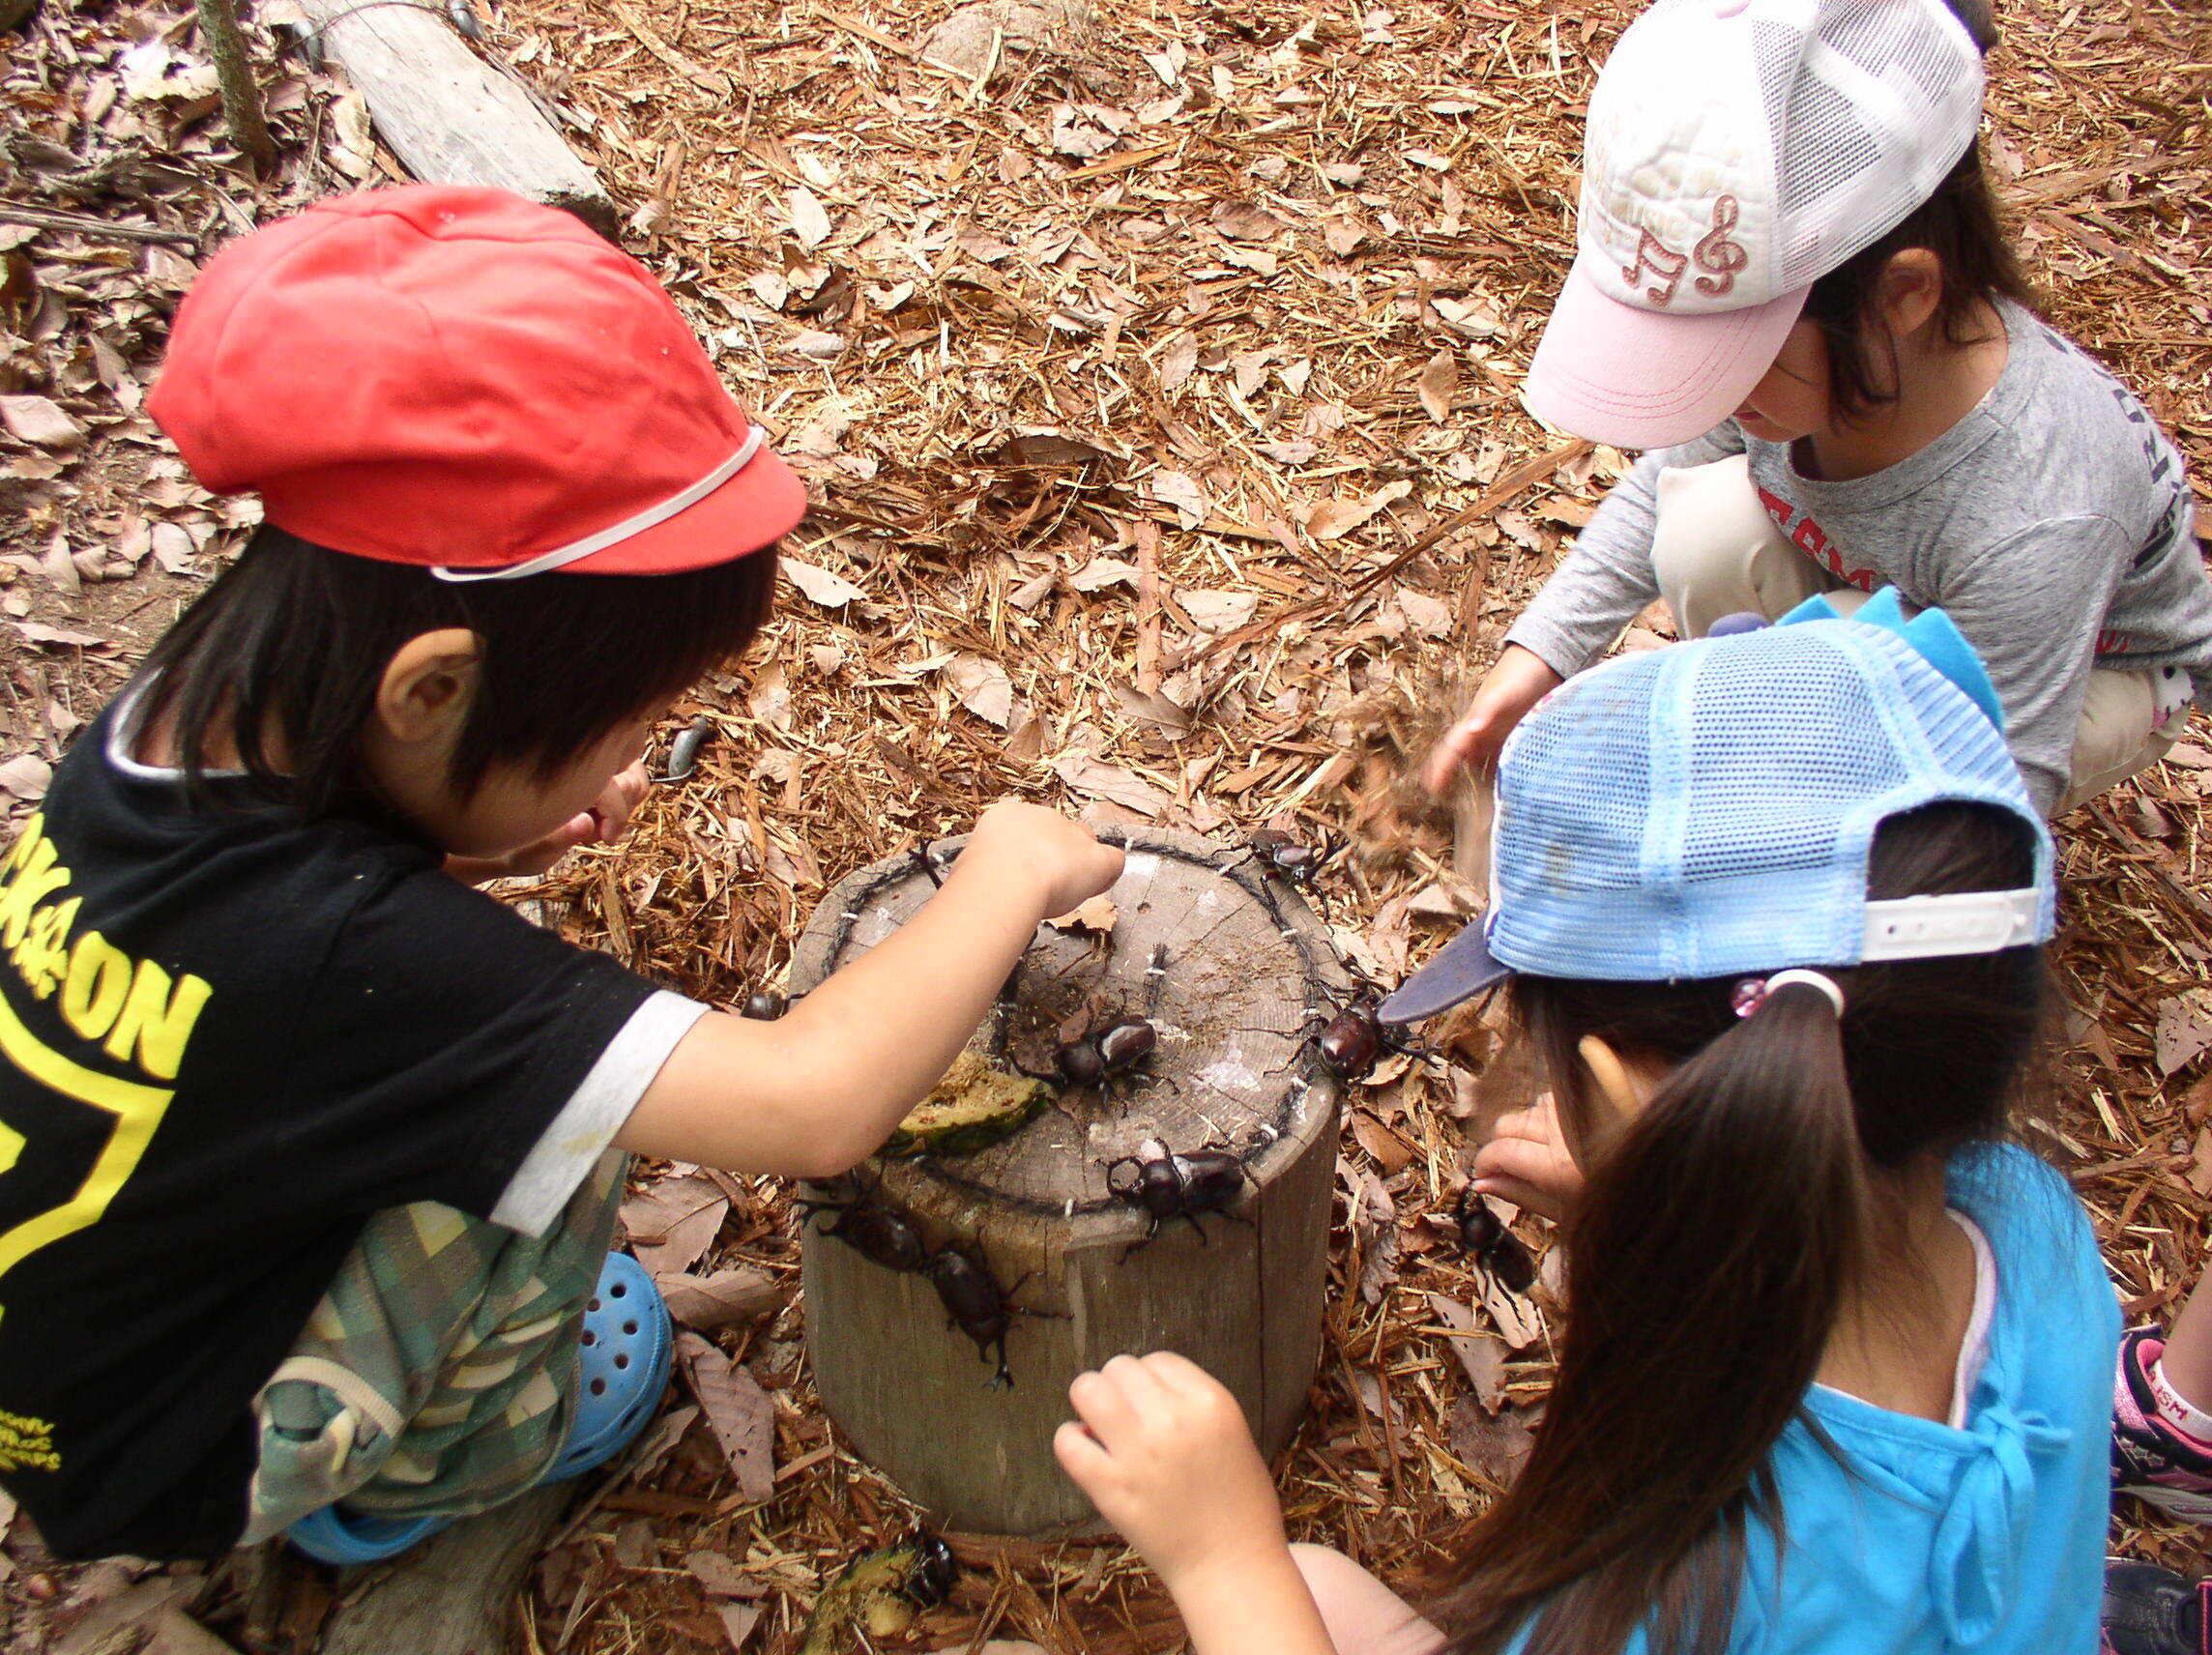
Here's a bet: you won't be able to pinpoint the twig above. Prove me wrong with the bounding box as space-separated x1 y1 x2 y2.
0 201 196 246
1132 518 1162 695
195 0 277 172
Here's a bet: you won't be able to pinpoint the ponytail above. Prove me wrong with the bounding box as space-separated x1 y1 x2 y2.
1432 802 2043 1655
1439 983 1865 1655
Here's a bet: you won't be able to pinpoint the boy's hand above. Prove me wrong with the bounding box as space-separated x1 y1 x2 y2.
446 761 652 884
1471 1091 1582 1222
1421 645 1564 794
1054 1353 1286 1593
954 799 1123 920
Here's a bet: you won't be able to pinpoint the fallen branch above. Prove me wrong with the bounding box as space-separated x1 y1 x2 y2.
0 201 197 246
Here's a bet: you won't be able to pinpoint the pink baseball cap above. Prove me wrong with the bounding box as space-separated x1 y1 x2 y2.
150 186 807 578
1524 0 1986 451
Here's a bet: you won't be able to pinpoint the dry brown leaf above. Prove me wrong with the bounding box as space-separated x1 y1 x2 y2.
788 186 833 248
1148 469 1208 528
1353 1171 1399 1306
0 394 86 450
1303 480 1412 539
1210 197 1284 241
14 621 108 650
2156 990 2212 1076
685 1551 767 1598
1050 755 1172 817
0 755 52 801
1350 1112 1412 1175
1047 893 1118 932
782 559 866 608
1479 1265 1544 1350
946 653 1017 728
716 1603 764 1650
1067 556 1140 593
659 1266 780 1332
1428 1292 1509 1412
678 1333 776 1504
621 1173 729 1277
1416 349 1459 422
1450 1397 1535 1490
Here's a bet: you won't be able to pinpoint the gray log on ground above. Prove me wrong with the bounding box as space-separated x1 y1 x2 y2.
317 1486 568 1655
296 0 615 234
791 826 1352 1535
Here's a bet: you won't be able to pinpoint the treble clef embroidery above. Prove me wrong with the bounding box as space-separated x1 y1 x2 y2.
1693 194 1750 297
1620 227 1689 305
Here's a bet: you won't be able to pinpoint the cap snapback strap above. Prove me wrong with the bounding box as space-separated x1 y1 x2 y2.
1860 888 2041 962
431 425 769 583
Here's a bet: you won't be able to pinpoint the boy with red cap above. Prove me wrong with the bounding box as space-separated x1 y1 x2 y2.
0 186 1121 1563
1423 0 2212 818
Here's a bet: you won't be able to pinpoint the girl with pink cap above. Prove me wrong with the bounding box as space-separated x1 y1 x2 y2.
1424 0 2211 820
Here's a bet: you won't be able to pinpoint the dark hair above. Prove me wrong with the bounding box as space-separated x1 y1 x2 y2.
132 526 779 818
1433 802 2044 1655
1799 138 2035 424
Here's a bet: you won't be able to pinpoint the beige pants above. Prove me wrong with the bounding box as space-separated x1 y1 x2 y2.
1651 454 2183 814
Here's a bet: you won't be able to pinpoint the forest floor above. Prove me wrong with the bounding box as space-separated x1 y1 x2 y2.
2 0 2210 1648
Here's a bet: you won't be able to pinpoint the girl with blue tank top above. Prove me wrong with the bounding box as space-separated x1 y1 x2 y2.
1048 595 2114 1655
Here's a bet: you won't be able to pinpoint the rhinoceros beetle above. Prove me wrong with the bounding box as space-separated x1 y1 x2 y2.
1104 1137 1250 1256
895 1530 958 1610
1292 992 1436 1085
795 1173 929 1274
742 988 791 1021
1228 826 1343 889
1455 1186 1537 1295
923 1245 1056 1389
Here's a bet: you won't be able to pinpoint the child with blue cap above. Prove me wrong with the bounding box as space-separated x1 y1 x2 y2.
1049 599 2111 1655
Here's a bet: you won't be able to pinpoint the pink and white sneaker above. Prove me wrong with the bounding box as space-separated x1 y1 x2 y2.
2114 1327 2212 1524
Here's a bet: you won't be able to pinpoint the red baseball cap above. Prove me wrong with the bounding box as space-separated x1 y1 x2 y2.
148 186 805 578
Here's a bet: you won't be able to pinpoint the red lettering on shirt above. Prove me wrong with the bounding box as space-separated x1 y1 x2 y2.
2095 627 2130 654
1755 487 1875 592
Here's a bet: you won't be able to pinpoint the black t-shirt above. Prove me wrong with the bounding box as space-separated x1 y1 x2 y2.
0 696 663 1559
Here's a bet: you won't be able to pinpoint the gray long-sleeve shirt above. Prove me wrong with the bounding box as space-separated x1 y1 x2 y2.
1506 302 2212 811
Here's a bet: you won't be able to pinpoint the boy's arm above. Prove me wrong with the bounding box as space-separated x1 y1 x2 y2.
616 800 1121 1178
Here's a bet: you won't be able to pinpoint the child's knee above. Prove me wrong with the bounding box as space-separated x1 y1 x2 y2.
1290 1544 1443 1655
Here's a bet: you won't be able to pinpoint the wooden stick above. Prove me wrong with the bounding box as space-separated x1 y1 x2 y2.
1132 519 1162 695
0 202 197 246
298 0 616 234
196 0 277 171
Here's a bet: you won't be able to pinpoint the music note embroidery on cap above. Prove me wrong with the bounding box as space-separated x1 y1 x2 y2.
1692 195 1749 297
1621 227 1689 305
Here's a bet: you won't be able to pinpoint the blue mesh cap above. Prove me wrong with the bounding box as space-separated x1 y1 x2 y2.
1379 614 2054 1023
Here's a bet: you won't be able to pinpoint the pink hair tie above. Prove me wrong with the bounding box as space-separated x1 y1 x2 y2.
1732 969 1847 1020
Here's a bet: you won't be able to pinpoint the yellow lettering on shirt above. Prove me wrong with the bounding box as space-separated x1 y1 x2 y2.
0 815 214 1326
0 1408 61 1473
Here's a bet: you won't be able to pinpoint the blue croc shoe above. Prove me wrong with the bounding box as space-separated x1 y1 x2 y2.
287 1252 673 1565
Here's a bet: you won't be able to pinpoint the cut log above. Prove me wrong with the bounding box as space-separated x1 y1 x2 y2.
316 1486 567 1655
297 0 616 234
791 827 1353 1535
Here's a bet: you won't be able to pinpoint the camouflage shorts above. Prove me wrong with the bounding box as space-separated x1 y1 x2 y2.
239 1150 626 1544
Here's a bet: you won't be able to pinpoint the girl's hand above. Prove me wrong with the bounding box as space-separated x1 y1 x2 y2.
1054 1353 1287 1593
1420 645 1565 794
1471 1091 1582 1222
446 761 653 884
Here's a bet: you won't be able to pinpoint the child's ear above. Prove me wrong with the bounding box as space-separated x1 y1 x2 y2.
1577 1035 1662 1133
374 628 484 747
1876 247 1944 338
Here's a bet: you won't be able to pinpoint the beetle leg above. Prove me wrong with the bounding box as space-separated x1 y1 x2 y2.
1180 1211 1210 1245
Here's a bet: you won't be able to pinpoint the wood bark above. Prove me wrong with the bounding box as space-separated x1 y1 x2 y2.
296 0 616 234
792 827 1351 1534
316 1487 568 1655
195 0 276 172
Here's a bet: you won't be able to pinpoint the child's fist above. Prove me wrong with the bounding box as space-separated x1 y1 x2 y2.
1053 1352 1284 1591
960 800 1123 920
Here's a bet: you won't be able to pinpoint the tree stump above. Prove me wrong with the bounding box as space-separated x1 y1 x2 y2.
790 826 1353 1535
